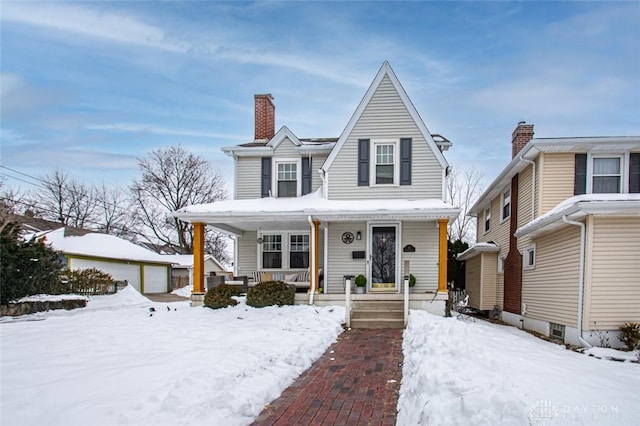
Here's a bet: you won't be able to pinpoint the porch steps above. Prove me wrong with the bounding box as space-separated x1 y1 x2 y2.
350 300 405 329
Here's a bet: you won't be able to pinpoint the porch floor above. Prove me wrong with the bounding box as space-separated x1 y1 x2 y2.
251 328 402 425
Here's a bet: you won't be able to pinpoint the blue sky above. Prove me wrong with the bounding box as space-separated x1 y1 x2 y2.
1 1 639 196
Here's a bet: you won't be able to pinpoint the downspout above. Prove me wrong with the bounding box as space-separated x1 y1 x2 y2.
561 215 591 348
307 215 316 305
519 156 536 221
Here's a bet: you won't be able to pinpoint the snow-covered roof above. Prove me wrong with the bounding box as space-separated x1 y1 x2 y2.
222 126 336 157
35 228 173 265
514 194 640 237
160 254 228 271
457 241 500 261
174 188 460 232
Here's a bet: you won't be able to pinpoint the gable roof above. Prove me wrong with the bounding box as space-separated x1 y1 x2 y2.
221 126 336 157
322 61 449 172
160 254 228 271
267 126 301 149
33 227 172 265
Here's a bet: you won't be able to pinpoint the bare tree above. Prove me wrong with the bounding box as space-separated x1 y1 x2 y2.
31 168 97 228
131 145 228 261
446 166 485 243
94 182 136 238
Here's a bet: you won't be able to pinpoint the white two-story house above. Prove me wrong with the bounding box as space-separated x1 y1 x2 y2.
174 62 460 320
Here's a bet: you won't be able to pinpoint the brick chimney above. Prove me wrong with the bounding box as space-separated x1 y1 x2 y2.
254 94 275 142
511 121 534 158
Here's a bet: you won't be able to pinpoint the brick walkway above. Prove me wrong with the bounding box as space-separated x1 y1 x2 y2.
252 329 403 425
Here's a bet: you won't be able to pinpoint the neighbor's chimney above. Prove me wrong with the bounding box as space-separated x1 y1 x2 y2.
512 121 534 158
254 94 275 142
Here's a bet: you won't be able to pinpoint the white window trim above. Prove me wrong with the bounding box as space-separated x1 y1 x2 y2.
501 187 511 222
272 158 302 198
498 255 505 274
483 207 491 234
369 139 400 187
586 153 627 194
524 245 536 270
258 230 310 271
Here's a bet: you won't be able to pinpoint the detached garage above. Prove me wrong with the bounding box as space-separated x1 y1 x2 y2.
39 228 173 294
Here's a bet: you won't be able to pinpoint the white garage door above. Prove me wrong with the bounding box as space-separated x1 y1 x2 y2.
143 265 169 294
70 259 141 292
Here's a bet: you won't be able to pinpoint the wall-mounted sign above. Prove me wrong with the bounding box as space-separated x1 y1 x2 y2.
342 232 354 244
403 244 416 253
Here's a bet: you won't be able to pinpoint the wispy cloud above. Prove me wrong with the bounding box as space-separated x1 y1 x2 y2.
85 123 246 141
1 2 185 52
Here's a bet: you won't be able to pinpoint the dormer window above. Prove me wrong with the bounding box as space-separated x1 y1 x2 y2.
274 159 300 197
591 156 621 194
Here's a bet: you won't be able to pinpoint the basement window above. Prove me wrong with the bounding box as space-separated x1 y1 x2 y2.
550 323 565 341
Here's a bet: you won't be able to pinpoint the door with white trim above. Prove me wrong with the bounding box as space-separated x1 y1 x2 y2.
369 224 399 291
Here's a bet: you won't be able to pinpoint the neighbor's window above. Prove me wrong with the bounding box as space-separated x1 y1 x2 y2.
262 234 282 269
277 162 298 197
524 245 536 270
289 234 309 269
592 157 622 194
501 188 511 220
375 143 395 184
484 207 491 233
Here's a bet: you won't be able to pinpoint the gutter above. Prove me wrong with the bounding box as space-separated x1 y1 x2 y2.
561 215 591 348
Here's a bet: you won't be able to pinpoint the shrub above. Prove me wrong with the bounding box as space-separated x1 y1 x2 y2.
204 284 243 309
619 322 640 351
1 223 63 304
354 274 366 287
246 280 295 308
60 268 114 294
409 274 416 287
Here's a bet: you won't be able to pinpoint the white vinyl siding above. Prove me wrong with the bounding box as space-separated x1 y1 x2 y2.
539 153 575 215
143 265 169 293
312 154 328 191
272 137 299 157
401 222 438 292
326 222 367 293
237 231 258 276
521 225 581 327
235 157 262 200
326 75 443 200
584 217 640 329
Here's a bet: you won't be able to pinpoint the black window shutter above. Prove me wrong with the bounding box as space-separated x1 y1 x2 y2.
574 153 587 195
358 139 370 186
261 157 271 198
302 157 312 195
630 153 640 193
400 138 412 185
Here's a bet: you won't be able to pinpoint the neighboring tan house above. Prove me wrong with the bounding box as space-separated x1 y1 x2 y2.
161 254 229 289
36 227 173 294
459 122 640 347
174 62 460 323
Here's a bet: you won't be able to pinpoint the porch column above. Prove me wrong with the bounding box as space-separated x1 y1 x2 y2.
438 218 449 293
193 222 205 294
312 219 320 293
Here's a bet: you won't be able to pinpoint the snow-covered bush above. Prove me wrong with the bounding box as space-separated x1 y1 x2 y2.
619 322 640 351
246 281 295 308
204 284 243 309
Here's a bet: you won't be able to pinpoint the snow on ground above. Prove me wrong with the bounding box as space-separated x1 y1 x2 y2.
171 284 193 298
1 286 344 426
398 311 640 426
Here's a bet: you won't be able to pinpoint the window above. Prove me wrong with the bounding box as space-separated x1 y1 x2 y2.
498 256 505 273
260 232 310 270
484 207 491 233
289 234 309 269
375 143 395 184
276 162 298 197
550 323 565 341
591 157 621 194
524 245 536 270
262 235 282 269
501 188 511 220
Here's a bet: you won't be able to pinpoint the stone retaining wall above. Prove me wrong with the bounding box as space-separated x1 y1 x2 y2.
0 299 87 316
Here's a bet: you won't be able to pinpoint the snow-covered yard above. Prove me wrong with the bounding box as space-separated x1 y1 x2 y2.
399 311 640 425
0 287 344 426
2 290 639 426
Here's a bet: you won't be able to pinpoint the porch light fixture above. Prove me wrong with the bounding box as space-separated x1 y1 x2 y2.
356 231 362 240
257 237 263 244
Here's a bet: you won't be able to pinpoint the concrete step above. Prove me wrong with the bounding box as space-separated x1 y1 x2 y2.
350 318 405 329
351 309 404 320
353 300 404 311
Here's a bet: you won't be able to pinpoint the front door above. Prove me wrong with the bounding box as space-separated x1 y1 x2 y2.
370 225 398 291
